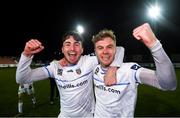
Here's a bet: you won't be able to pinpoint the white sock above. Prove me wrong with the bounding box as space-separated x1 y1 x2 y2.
18 102 23 113
32 97 36 104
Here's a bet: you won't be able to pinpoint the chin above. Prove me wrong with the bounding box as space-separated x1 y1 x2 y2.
70 61 78 64
101 62 111 67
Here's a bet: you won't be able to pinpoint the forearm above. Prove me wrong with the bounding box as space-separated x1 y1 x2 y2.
139 40 177 90
16 53 49 84
104 46 124 86
151 40 176 90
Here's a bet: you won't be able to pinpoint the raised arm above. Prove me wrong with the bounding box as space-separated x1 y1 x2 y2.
104 46 125 86
133 23 177 90
16 39 50 84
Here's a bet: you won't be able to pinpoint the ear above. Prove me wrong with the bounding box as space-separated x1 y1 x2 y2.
61 47 64 54
94 48 97 55
81 48 84 54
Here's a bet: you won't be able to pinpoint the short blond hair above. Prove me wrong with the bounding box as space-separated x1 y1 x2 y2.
92 29 116 44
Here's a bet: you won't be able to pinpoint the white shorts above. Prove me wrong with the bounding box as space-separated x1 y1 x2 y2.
18 84 35 95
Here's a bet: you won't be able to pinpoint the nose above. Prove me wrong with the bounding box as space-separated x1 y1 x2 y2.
69 44 75 50
103 48 108 54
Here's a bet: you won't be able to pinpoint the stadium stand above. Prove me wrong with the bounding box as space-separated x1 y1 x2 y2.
0 56 17 67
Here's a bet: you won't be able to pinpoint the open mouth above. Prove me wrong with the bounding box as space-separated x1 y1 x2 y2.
68 52 77 61
101 55 110 61
68 52 76 56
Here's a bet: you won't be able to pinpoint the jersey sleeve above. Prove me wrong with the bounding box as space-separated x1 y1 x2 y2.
137 40 177 90
16 53 51 84
136 67 162 89
83 53 99 67
110 46 124 67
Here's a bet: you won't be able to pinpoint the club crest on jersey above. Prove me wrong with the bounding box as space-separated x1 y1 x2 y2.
76 68 81 75
57 69 63 76
95 67 99 75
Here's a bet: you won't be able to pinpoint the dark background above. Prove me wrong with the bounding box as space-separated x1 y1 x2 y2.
1 0 180 61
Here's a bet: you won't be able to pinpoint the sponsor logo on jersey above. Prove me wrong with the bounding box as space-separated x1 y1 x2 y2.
95 84 121 94
59 80 88 89
76 68 81 75
57 69 63 76
67 70 73 72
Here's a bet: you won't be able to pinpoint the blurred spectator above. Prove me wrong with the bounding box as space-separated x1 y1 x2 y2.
18 83 36 114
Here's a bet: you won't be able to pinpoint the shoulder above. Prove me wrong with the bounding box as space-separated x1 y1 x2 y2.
81 53 96 59
79 54 98 65
48 60 59 66
130 63 141 70
120 63 141 70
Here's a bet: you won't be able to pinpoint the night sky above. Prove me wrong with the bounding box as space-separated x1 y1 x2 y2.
1 0 180 61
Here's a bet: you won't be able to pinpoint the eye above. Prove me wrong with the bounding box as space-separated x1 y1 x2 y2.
75 42 80 47
64 42 71 47
97 46 103 50
107 46 112 49
107 45 113 49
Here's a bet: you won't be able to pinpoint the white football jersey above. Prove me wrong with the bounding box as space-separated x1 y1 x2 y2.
46 55 98 117
16 47 124 117
93 63 142 117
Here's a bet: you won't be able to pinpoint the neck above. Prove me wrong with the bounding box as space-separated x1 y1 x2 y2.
100 65 109 71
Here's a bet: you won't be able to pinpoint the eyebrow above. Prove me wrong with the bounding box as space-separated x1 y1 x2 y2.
96 44 114 47
63 41 81 45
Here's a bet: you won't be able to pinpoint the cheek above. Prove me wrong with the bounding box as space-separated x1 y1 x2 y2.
80 48 84 54
62 47 68 54
76 49 83 54
110 48 116 55
95 50 102 58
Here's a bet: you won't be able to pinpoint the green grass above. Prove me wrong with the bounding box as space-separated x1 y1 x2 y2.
0 67 180 117
0 67 59 117
135 68 180 117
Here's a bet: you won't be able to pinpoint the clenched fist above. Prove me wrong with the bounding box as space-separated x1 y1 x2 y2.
133 23 157 48
23 39 44 57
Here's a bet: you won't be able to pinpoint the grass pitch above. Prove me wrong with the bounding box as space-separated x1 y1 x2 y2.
0 67 179 117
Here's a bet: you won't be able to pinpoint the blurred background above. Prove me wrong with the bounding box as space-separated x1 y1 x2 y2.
0 0 180 117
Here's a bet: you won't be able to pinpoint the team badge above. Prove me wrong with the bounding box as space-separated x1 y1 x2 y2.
95 67 99 75
57 69 63 76
76 68 81 75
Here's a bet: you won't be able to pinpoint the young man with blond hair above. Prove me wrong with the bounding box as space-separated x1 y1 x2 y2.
92 23 177 117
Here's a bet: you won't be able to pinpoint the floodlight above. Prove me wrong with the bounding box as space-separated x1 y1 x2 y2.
148 5 161 20
76 25 84 34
